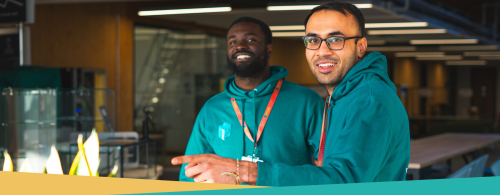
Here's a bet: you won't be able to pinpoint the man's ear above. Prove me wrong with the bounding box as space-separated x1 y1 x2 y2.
357 37 367 59
267 44 273 59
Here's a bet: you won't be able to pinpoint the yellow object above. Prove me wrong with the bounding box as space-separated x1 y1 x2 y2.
2 151 13 172
94 72 106 132
45 146 63 174
69 129 100 176
107 165 118 177
68 150 82 175
78 134 93 176
19 158 33 173
0 171 258 195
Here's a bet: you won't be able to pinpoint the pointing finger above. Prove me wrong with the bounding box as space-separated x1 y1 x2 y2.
171 154 207 165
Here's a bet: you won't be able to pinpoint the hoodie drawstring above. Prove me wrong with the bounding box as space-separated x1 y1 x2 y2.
252 89 258 157
240 99 246 157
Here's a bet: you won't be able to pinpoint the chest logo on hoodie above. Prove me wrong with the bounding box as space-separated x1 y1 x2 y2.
218 122 231 141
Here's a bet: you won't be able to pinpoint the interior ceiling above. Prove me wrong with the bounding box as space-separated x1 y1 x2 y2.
38 0 500 55
133 0 500 65
422 0 499 24
151 6 410 28
145 2 466 46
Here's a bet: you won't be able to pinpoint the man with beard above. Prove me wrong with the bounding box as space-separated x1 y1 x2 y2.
173 2 410 186
178 17 324 183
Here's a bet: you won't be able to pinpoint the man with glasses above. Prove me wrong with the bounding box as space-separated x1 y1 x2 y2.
172 1 410 186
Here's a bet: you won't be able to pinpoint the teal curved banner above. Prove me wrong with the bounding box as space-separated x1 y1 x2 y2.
123 177 500 195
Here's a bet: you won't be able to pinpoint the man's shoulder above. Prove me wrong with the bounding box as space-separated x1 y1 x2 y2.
341 76 404 118
348 76 397 102
202 92 230 109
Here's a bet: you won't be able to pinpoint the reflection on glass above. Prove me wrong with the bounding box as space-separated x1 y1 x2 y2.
134 25 230 152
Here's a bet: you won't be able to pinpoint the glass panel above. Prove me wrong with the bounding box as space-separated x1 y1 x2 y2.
1 88 115 174
117 141 157 179
0 123 6 170
0 89 57 173
56 88 115 173
134 25 229 154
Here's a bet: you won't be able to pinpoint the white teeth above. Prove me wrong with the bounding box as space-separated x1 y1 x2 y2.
237 55 250 59
318 63 336 67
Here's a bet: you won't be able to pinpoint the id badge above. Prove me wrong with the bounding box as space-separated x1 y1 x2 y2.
241 155 263 163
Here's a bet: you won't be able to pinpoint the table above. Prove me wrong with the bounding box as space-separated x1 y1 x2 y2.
407 133 500 179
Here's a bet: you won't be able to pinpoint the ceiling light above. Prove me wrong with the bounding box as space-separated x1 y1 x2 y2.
368 29 446 35
445 60 487 65
365 22 428 28
272 32 305 37
138 7 231 16
411 39 478 45
271 22 428 31
152 97 159 103
479 55 500 60
463 51 500 56
416 55 463 60
159 78 165 84
267 5 316 11
267 4 372 11
354 4 373 8
395 52 445 57
367 40 386 45
367 46 416 52
439 45 499 51
270 25 304 31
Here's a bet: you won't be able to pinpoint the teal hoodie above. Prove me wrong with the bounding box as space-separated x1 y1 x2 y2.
179 66 324 183
257 52 411 186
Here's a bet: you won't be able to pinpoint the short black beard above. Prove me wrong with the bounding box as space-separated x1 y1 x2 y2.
227 50 268 78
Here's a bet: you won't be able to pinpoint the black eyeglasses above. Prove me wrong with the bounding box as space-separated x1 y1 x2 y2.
302 36 362 50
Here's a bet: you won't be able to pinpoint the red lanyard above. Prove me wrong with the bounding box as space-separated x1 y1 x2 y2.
317 95 332 166
230 79 283 149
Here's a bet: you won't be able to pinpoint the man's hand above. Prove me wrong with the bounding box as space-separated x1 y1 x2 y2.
172 154 258 185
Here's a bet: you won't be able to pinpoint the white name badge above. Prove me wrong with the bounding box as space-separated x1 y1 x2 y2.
241 155 263 163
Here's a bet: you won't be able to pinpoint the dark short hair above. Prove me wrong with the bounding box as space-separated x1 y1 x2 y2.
304 1 365 37
227 17 273 45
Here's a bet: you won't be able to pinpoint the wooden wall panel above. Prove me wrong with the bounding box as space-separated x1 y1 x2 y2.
26 2 228 132
270 37 319 86
393 58 421 116
118 3 134 132
27 3 128 129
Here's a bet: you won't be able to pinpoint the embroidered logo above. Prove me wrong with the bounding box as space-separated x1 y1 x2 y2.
218 122 231 141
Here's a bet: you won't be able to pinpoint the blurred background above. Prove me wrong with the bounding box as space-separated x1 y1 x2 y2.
1 0 500 181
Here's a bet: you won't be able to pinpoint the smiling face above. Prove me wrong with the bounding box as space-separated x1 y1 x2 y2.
226 22 272 78
305 10 367 91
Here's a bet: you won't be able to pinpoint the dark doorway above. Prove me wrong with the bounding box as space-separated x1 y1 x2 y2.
471 68 497 120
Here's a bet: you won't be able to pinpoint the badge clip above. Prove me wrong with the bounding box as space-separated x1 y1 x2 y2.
241 155 263 163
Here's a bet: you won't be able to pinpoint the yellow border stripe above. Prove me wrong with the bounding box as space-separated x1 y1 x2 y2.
0 171 262 195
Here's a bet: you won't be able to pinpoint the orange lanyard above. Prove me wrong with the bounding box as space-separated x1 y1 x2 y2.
317 95 332 166
230 79 283 150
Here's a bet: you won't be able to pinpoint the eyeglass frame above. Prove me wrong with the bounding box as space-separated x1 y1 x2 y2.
301 36 363 50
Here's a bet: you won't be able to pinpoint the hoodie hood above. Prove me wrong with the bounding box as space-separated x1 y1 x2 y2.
225 66 288 100
330 51 396 103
